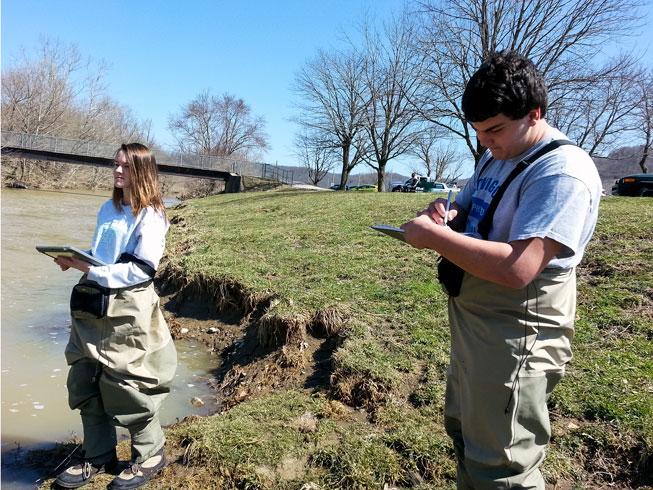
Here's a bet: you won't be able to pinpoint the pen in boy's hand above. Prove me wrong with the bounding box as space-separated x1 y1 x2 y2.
443 190 453 227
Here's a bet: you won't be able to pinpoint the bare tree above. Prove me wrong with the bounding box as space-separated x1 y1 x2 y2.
549 57 644 156
294 130 335 185
361 16 425 191
410 127 465 182
413 0 645 163
168 91 268 158
1 39 152 184
293 48 371 189
409 126 439 178
2 40 84 137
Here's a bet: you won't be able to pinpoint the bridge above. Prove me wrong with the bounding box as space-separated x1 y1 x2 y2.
1 131 294 193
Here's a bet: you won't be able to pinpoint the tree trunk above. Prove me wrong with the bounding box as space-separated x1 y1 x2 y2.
18 159 27 181
638 148 650 173
474 139 485 167
638 126 651 173
339 145 351 189
376 161 387 192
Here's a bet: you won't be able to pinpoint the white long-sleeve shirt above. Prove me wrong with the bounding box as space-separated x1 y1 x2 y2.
86 200 169 289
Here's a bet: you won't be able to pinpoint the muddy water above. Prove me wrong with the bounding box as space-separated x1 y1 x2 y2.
1 189 219 487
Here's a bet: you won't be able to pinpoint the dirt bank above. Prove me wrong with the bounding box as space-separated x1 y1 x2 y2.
156 260 346 411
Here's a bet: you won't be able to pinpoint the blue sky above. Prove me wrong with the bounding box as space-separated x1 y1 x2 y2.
2 1 652 178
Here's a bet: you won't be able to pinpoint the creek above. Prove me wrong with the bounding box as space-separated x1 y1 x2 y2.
1 188 219 488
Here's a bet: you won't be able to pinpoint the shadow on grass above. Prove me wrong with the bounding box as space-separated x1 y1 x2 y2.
304 336 339 390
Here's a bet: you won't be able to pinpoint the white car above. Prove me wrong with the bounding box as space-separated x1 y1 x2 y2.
425 182 459 193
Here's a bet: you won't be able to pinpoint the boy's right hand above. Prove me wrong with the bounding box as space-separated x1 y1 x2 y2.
418 198 458 225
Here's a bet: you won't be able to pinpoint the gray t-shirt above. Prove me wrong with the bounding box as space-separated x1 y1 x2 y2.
456 128 602 269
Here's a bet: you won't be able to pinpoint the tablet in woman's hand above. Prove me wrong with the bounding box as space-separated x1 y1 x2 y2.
36 246 107 266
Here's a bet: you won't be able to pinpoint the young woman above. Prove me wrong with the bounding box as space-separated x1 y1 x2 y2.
53 143 177 489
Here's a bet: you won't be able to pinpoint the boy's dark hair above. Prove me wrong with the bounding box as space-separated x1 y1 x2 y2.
462 51 547 122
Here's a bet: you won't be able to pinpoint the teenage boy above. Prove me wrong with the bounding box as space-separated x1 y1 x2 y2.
401 51 601 488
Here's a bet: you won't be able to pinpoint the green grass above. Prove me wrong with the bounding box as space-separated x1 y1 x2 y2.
168 391 324 488
165 191 653 488
551 198 653 451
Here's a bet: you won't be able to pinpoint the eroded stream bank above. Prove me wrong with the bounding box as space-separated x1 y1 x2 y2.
158 258 344 412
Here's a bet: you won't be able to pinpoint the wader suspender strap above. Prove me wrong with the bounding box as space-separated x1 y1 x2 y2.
117 252 157 278
112 210 158 279
476 140 575 240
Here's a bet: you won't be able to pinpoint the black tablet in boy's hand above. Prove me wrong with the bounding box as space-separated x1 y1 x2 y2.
371 224 406 242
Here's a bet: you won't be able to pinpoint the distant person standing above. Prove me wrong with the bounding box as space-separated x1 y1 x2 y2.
401 51 601 488
53 143 176 489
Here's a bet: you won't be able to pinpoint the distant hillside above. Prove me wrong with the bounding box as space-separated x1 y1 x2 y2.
273 164 410 190
594 145 650 194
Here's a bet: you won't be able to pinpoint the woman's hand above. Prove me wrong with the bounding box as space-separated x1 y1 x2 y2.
54 256 71 271
54 256 91 273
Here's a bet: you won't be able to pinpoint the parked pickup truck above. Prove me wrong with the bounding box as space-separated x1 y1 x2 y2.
392 177 458 193
611 173 653 196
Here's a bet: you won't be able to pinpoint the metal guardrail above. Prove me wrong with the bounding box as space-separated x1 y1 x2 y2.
0 131 294 184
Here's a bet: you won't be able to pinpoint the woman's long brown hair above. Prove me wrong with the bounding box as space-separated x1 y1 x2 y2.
112 143 166 218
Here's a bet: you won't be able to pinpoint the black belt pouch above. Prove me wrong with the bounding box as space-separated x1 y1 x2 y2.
437 257 464 297
70 283 109 319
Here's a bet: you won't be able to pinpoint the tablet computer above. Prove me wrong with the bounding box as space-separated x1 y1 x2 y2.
371 224 405 242
36 246 107 267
